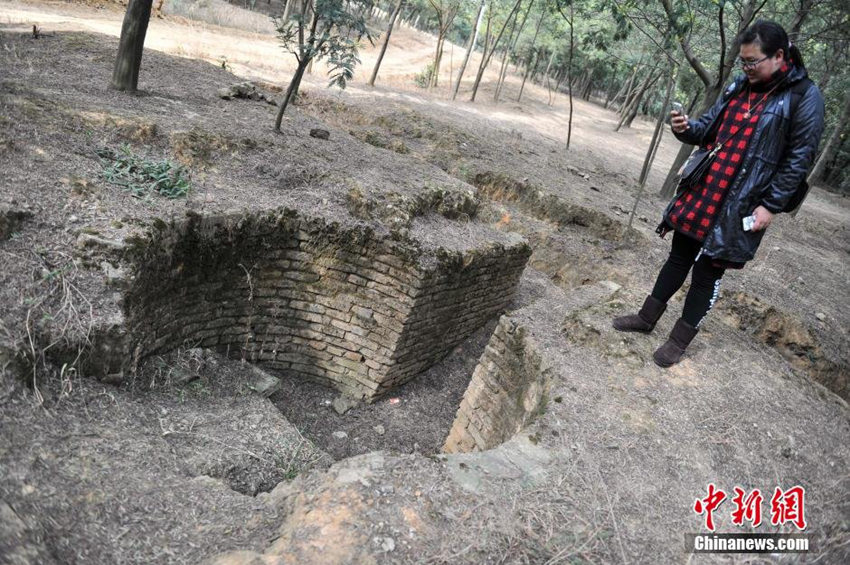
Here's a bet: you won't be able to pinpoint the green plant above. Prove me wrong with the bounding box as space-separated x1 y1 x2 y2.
272 0 373 128
414 62 435 88
97 144 190 199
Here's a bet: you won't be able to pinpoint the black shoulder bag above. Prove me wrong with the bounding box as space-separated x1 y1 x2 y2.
675 84 745 193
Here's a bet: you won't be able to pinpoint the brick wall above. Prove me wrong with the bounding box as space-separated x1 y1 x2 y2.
124 209 530 400
443 315 552 453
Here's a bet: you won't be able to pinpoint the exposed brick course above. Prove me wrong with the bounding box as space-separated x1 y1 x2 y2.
443 316 552 453
124 209 530 400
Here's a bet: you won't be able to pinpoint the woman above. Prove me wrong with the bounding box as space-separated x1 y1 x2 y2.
613 20 825 367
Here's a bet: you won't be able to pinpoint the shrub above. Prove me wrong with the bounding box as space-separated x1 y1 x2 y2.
97 145 191 199
414 63 435 88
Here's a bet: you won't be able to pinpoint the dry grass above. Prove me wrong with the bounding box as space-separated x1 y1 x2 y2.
163 0 276 35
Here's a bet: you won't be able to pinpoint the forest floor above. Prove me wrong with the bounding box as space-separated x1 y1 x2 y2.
1 1 849 564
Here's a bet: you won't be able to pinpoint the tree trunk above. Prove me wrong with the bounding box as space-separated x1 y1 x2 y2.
369 0 404 86
469 0 523 102
283 0 295 21
431 36 445 87
494 0 533 102
686 87 702 114
809 93 850 185
658 86 721 197
493 15 519 102
111 0 153 92
788 0 815 42
612 65 638 111
616 70 659 131
453 0 485 100
544 50 556 104
515 9 545 102
550 68 565 105
581 73 593 102
275 59 309 130
565 2 573 149
638 68 677 189
619 69 642 116
628 68 676 232
658 0 763 197
517 49 539 102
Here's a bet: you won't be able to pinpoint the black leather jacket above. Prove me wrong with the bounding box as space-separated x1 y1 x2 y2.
663 65 825 263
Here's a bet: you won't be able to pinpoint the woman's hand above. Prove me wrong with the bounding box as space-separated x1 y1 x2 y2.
752 205 774 231
671 111 690 133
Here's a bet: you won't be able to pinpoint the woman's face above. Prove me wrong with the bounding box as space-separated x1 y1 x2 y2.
739 43 785 84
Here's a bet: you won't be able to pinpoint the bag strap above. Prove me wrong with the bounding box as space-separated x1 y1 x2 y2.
703 79 747 144
788 77 812 115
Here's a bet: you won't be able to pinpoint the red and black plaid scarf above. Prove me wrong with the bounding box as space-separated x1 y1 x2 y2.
669 63 792 242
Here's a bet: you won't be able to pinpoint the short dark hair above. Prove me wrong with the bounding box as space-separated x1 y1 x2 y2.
740 20 806 68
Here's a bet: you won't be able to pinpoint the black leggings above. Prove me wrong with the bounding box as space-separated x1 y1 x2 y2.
650 231 725 328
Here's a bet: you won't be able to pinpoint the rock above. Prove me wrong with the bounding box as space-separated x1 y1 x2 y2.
373 424 385 436
309 128 330 140
0 206 33 240
101 261 127 286
332 431 348 440
375 536 395 552
599 280 622 293
76 233 126 252
245 365 281 397
333 395 359 415
815 312 826 321
217 82 276 105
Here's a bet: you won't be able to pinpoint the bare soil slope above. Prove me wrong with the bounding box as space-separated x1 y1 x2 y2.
1 2 849 564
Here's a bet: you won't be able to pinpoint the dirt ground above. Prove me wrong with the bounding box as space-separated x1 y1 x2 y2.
1 1 849 564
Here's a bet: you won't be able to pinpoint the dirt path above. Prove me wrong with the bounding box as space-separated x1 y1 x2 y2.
1 0 680 189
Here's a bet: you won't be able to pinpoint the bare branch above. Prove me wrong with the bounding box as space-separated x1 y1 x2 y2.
661 0 712 87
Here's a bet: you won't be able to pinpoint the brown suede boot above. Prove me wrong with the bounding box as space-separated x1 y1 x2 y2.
653 318 699 367
612 295 667 333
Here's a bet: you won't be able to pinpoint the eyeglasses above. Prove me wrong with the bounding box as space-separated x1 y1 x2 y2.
738 56 769 69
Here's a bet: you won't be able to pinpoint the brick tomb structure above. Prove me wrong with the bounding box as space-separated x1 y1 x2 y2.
123 209 530 401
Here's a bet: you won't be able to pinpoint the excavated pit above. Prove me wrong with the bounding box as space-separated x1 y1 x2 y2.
53 174 641 461
120 209 531 402
60 207 555 460
717 291 850 401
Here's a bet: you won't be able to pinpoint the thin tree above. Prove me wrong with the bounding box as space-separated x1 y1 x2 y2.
427 0 461 88
369 0 405 86
469 0 524 101
111 0 153 92
283 0 296 21
494 0 534 101
555 0 574 148
809 92 850 185
545 50 558 104
615 67 661 131
516 8 546 102
453 0 487 100
656 0 763 197
273 0 372 130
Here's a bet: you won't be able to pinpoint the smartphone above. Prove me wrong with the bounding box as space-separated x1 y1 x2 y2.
671 102 685 115
742 214 756 232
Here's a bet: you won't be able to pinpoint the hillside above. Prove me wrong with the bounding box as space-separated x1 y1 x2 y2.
1 2 849 564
